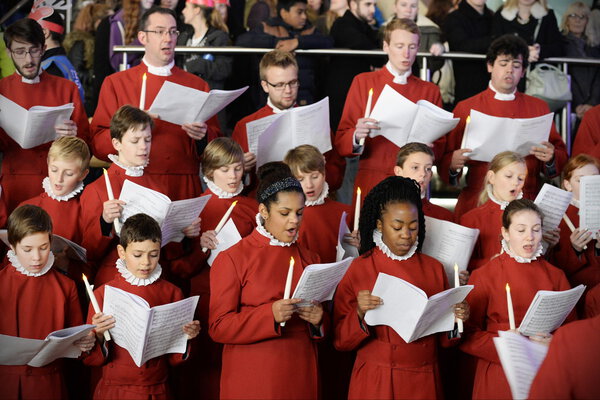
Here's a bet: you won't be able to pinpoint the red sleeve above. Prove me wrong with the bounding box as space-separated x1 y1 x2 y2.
334 76 365 158
571 107 600 159
79 185 114 263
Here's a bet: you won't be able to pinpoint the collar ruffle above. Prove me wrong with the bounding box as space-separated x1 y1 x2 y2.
501 239 543 263
489 81 516 101
8 249 54 277
487 185 523 210
116 258 162 286
305 182 329 206
373 229 418 261
143 57 174 76
203 176 243 198
108 154 147 177
255 213 297 247
386 61 411 85
500 2 547 21
42 177 84 201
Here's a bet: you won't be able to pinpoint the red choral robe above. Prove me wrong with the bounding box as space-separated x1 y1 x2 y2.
333 249 454 400
209 229 325 399
528 315 600 399
0 263 84 399
335 69 445 211
90 63 221 201
438 88 567 219
231 104 346 192
549 204 600 288
571 104 600 160
84 273 187 399
584 284 600 318
0 72 89 212
460 200 504 271
460 252 573 400
422 198 454 222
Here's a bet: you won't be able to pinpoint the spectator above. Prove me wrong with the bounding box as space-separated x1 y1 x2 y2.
315 0 348 34
108 0 152 72
426 0 455 29
307 0 327 24
246 0 277 30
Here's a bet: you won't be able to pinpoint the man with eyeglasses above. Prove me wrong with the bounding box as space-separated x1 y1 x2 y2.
91 6 221 202
0 18 89 213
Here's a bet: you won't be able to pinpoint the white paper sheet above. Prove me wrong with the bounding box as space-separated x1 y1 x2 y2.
0 95 74 149
148 82 247 125
533 184 573 251
336 211 359 261
0 325 95 367
103 285 199 367
207 218 242 266
493 330 549 400
365 273 473 343
245 113 280 156
291 258 353 307
463 110 553 162
580 175 600 239
421 216 479 285
518 285 585 337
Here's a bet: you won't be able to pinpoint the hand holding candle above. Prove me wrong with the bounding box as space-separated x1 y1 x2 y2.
103 168 122 232
563 214 587 250
454 263 464 333
506 283 516 331
83 274 111 341
353 187 361 232
202 201 237 252
359 88 374 147
139 73 147 110
281 257 295 327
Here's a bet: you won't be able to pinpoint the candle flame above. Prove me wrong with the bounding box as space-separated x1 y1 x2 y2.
357 187 361 196
142 72 147 80
506 283 510 292
466 116 471 124
82 273 87 280
454 263 458 272
368 88 373 95
232 200 238 206
290 257 295 267
103 168 108 175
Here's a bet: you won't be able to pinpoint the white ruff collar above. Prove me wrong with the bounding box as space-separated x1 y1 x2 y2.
255 213 297 247
386 61 411 85
42 177 84 201
143 57 174 76
8 249 55 277
571 198 580 209
305 182 329 207
108 154 147 177
116 258 162 286
267 97 291 114
489 81 516 101
488 185 523 210
500 2 547 21
17 69 41 84
501 239 543 263
203 176 243 198
373 229 418 261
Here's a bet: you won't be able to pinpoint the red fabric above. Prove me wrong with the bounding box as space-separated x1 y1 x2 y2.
209 229 324 399
0 189 8 228
335 69 445 210
0 264 84 399
460 252 573 400
333 249 453 400
528 315 600 399
460 200 504 271
572 104 600 160
0 72 89 213
439 88 568 219
584 284 600 318
422 198 454 222
90 64 221 201
20 192 83 244
84 274 187 399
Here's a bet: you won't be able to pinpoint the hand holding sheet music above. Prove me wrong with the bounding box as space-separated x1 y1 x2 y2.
336 211 359 261
291 258 353 307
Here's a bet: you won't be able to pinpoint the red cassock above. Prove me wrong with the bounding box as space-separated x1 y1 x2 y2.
333 249 454 400
335 69 445 210
209 229 325 399
528 315 600 399
460 252 573 400
0 263 84 399
584 284 600 318
84 273 188 399
438 88 568 219
298 198 351 264
571 104 600 160
0 72 89 213
549 204 600 288
231 105 346 192
90 63 221 201
460 200 504 271
422 198 454 222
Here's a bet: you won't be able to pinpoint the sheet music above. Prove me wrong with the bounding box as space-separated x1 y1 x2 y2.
365 273 473 343
195 86 248 123
256 112 291 167
422 216 479 285
207 218 242 266
0 95 74 149
291 258 353 307
0 325 95 367
534 184 573 251
409 99 459 143
580 175 600 239
336 211 359 261
245 113 281 156
161 195 211 244
518 285 585 337
290 97 331 154
493 331 549 400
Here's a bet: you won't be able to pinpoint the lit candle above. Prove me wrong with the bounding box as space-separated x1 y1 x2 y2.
506 283 516 331
353 187 361 232
281 257 295 327
202 201 238 252
139 73 147 110
359 88 373 147
103 168 122 232
454 263 463 333
82 274 111 341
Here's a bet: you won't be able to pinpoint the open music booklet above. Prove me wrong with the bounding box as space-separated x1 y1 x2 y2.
291 258 353 307
207 218 242 266
533 184 573 253
580 175 600 239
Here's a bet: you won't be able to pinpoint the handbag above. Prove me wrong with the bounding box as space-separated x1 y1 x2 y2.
525 63 572 112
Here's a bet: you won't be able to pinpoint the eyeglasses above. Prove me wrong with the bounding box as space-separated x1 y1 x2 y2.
264 79 300 90
143 29 180 37
568 13 587 20
9 47 43 59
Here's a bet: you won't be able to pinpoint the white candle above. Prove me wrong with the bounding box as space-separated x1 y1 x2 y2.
454 263 463 333
281 257 295 327
562 214 587 250
82 274 111 341
353 187 361 232
202 201 238 253
359 88 373 146
139 73 147 110
506 283 516 331
103 168 122 232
